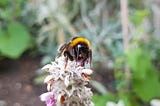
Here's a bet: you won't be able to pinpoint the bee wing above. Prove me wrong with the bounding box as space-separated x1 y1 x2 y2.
57 43 69 58
89 50 92 67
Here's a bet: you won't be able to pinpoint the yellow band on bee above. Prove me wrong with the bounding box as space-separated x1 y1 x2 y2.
70 37 90 49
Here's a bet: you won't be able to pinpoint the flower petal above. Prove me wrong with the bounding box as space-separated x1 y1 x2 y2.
40 92 54 101
42 64 52 71
47 83 53 91
82 69 93 75
64 76 70 87
44 75 54 84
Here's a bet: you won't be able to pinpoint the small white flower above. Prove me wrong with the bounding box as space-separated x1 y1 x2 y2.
106 102 115 106
106 100 125 106
150 99 160 106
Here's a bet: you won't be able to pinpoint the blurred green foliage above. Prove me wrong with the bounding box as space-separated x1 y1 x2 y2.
115 43 160 106
113 5 160 105
129 10 150 26
92 93 118 106
0 0 31 59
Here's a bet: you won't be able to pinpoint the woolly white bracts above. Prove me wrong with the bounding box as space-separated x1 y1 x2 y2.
40 56 94 106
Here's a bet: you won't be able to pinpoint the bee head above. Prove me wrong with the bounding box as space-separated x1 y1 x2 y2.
73 43 89 62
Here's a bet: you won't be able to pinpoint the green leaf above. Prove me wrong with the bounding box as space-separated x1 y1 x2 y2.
0 0 8 7
129 10 150 26
126 49 152 79
119 93 141 106
127 48 160 102
132 69 160 102
0 9 12 20
0 22 31 58
92 94 117 106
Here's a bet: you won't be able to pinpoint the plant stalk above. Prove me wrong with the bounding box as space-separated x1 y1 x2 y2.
120 0 131 88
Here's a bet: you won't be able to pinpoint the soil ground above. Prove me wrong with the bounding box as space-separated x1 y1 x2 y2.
0 55 46 106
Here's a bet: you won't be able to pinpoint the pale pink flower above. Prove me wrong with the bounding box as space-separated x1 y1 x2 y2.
40 92 56 106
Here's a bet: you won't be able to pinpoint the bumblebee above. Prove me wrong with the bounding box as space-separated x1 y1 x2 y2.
57 36 92 67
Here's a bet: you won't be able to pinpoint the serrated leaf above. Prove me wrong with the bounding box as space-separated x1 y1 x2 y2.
0 22 31 58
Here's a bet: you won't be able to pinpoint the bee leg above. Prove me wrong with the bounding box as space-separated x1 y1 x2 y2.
81 62 85 67
89 50 92 68
64 57 68 69
63 51 68 69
